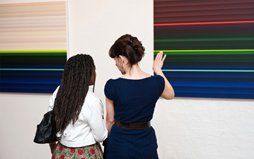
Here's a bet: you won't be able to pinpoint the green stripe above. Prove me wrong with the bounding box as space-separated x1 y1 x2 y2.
0 68 64 71
0 53 66 56
155 37 254 42
162 69 254 73
0 50 66 56
0 50 66 53
154 49 254 55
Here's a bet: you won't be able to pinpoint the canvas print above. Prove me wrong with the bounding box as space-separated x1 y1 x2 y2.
0 1 67 93
154 0 254 99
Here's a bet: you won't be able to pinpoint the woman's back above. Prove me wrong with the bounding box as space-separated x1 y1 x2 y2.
105 75 165 123
104 75 165 159
49 86 107 147
48 54 106 159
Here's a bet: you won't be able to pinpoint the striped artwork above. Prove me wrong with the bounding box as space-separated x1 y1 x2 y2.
154 0 254 99
0 1 66 93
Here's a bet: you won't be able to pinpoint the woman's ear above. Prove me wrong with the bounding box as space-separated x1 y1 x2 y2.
119 55 128 65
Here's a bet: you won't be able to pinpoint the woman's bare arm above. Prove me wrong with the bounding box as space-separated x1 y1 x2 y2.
153 51 175 100
105 98 115 132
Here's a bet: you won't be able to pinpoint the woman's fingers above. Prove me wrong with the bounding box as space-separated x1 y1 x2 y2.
158 51 164 61
156 51 163 61
162 54 167 63
154 51 165 65
155 53 160 62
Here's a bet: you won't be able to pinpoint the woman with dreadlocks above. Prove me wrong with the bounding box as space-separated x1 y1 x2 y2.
48 54 107 159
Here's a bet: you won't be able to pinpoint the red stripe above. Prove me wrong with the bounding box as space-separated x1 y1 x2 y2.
154 20 254 27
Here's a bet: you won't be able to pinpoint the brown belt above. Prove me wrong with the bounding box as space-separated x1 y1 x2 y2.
114 121 151 130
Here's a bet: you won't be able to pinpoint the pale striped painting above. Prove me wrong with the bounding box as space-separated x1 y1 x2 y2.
0 1 66 93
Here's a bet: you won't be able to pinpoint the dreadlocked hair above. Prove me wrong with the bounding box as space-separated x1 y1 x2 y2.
53 54 95 133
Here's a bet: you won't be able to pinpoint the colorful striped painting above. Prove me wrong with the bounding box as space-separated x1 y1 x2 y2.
0 1 66 93
154 0 254 99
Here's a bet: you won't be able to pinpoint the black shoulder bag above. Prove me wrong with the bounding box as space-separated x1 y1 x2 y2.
33 110 57 144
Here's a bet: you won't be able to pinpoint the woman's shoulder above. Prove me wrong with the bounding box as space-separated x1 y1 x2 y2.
104 78 120 100
52 85 60 96
106 78 120 82
105 78 120 87
48 86 60 111
152 74 164 84
153 74 164 80
81 91 103 119
86 91 101 104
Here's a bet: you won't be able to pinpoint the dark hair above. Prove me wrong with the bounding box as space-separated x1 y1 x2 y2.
109 34 145 65
53 54 95 133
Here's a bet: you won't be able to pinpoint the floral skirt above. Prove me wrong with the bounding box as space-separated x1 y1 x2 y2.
52 143 103 159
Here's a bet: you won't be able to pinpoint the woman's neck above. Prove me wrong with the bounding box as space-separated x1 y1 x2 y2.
123 64 150 79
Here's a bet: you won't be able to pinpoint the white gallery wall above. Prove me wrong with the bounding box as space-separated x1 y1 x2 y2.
67 1 254 159
67 0 154 90
0 0 253 159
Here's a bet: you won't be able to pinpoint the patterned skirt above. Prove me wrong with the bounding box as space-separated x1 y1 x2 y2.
52 143 103 159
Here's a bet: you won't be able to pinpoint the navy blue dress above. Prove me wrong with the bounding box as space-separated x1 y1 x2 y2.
104 75 165 159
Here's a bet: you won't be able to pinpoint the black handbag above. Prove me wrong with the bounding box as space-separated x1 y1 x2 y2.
33 110 57 144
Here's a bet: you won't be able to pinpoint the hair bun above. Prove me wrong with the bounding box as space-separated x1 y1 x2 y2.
109 34 145 65
129 36 145 59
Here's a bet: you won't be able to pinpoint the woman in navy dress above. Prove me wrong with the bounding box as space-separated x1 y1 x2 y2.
104 34 175 159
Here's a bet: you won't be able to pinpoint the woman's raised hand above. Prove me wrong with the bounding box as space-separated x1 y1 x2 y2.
153 51 166 74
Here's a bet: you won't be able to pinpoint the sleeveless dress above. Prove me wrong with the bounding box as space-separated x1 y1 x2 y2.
104 75 165 159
